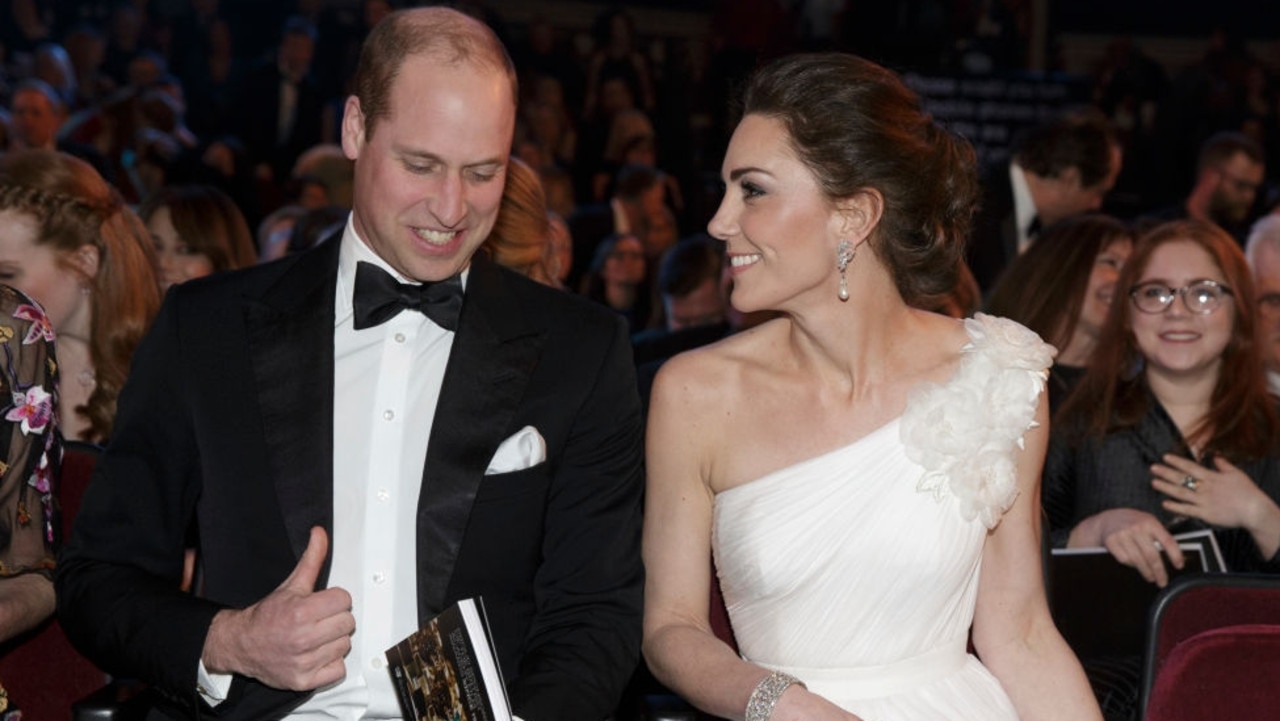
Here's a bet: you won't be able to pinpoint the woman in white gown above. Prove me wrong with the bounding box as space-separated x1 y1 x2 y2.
642 53 1102 721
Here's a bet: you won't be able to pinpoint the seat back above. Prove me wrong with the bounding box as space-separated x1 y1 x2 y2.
1140 574 1280 719
1145 624 1280 721
0 443 110 719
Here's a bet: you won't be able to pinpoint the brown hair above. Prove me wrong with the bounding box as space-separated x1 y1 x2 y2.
1057 219 1279 459
483 156 554 285
740 53 979 308
139 185 257 272
1014 108 1119 189
352 6 516 140
986 214 1136 349
0 150 161 442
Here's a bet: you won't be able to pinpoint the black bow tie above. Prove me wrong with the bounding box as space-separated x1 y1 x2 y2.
1027 215 1042 238
352 261 464 331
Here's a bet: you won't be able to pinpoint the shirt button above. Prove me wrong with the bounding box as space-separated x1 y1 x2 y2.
376 488 389 502
372 572 386 584
383 409 394 421
371 657 385 670
394 332 406 343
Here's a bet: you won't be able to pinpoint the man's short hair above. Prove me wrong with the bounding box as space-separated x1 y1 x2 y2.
281 14 319 43
12 79 63 113
1013 108 1118 188
658 234 723 299
352 7 516 141
1197 131 1264 175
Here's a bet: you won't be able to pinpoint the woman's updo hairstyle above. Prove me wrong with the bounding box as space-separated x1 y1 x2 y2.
740 53 978 307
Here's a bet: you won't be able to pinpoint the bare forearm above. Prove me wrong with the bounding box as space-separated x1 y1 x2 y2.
0 573 54 643
981 620 1102 721
1244 497 1280 560
644 623 768 721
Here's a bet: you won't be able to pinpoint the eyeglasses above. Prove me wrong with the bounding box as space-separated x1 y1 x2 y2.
1217 168 1261 194
1130 279 1234 314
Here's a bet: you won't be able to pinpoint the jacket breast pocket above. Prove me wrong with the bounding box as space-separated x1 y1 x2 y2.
475 461 551 503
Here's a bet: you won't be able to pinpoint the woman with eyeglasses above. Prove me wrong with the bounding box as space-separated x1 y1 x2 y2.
1042 219 1280 720
1044 218 1280 582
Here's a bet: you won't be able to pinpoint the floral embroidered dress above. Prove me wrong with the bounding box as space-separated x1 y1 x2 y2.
0 285 61 716
713 314 1052 720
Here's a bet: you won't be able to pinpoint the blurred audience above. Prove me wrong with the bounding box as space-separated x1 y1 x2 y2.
579 231 651 333
986 215 1137 410
968 109 1123 292
138 184 257 293
483 156 559 287
1143 131 1265 242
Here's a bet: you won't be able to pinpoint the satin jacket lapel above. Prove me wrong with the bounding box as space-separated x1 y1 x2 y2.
245 240 339 582
417 255 546 620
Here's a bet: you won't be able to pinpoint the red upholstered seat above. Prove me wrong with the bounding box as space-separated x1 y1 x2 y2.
1145 624 1280 721
1140 574 1280 720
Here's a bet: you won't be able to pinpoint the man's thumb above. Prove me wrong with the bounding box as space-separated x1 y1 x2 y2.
282 526 329 592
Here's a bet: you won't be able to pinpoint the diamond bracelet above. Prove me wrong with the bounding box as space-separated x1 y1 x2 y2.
745 670 805 721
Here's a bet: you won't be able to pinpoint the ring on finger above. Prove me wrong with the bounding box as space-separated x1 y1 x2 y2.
1182 475 1199 491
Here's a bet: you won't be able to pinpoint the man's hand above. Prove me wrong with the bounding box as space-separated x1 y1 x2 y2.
202 527 355 690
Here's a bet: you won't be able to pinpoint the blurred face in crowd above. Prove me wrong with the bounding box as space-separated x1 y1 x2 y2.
148 206 214 291
1077 237 1133 344
665 276 726 332
10 88 62 150
1251 241 1280 373
1043 144 1122 226
602 234 645 288
279 32 315 82
1209 152 1264 225
0 209 95 334
342 52 515 283
1129 240 1234 384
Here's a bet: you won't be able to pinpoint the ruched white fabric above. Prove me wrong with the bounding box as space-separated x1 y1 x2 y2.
713 314 1053 720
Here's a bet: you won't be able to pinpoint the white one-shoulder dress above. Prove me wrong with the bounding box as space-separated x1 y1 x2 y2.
713 314 1054 720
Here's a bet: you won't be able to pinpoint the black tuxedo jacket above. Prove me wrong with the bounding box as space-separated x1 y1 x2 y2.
56 239 645 720
232 61 324 179
967 164 1019 293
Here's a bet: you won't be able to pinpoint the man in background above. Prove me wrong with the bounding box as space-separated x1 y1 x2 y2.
967 109 1122 291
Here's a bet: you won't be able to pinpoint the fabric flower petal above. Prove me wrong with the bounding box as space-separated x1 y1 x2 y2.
900 315 1055 529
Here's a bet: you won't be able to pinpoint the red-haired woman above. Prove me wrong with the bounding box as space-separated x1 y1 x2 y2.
1045 218 1280 584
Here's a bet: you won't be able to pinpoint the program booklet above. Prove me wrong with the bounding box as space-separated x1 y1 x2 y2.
385 598 512 721
1048 529 1227 658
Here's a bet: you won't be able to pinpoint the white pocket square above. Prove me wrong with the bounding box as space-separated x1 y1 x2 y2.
485 426 546 475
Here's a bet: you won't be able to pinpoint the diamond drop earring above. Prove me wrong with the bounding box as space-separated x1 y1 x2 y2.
836 240 856 301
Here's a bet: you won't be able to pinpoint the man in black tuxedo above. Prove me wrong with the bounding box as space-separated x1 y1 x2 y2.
967 109 1121 292
232 15 325 185
56 8 643 721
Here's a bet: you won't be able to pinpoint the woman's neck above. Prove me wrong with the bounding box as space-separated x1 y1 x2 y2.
1056 326 1095 367
1146 365 1218 449
55 335 95 442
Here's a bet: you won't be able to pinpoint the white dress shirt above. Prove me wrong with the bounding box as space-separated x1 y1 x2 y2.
1009 161 1039 254
200 217 462 719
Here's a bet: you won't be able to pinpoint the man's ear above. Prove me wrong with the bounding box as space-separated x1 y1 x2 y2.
1056 165 1083 189
836 189 884 247
341 96 365 161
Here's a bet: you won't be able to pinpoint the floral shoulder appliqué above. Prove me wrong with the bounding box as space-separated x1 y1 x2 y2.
900 313 1055 529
